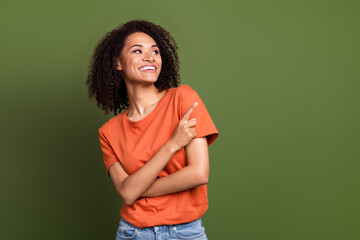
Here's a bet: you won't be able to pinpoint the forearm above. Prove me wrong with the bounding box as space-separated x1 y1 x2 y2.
140 165 208 198
119 141 177 205
112 103 199 205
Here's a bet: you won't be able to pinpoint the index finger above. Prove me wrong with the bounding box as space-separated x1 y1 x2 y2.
182 102 198 121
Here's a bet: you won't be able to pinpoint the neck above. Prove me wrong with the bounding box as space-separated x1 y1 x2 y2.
125 82 166 117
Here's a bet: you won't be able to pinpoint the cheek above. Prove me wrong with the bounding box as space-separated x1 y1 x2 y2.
157 56 162 68
122 61 137 76
124 59 138 70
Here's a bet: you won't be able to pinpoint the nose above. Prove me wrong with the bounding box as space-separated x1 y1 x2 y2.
143 52 155 63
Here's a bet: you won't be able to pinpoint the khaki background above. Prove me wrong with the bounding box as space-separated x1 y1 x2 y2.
1 0 359 239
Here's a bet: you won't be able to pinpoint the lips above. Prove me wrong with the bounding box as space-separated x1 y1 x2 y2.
139 65 156 71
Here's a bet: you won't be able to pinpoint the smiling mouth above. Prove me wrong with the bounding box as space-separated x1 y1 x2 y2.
139 65 156 71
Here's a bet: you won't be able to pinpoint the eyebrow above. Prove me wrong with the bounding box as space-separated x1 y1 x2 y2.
128 44 158 50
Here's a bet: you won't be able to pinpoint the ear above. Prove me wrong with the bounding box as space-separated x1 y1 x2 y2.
116 58 123 71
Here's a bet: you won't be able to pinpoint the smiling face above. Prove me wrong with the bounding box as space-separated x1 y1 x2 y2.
116 32 162 84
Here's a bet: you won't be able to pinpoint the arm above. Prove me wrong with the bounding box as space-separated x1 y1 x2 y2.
139 86 219 197
140 137 209 197
108 102 198 206
109 142 175 206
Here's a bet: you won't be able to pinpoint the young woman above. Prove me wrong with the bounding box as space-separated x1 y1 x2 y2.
86 20 219 240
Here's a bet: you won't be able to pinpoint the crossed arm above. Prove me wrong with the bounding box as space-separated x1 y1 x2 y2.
108 136 209 205
141 137 209 197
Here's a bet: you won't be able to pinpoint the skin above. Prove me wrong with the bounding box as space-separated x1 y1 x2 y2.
109 32 210 205
116 32 164 121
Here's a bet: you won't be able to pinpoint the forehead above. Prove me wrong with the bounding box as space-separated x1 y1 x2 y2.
124 32 157 46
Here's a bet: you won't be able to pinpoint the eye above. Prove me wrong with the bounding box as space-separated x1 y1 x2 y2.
152 49 160 54
133 49 142 53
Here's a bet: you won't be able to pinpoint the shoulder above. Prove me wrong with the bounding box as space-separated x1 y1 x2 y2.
98 112 124 134
175 84 194 92
169 85 199 106
173 84 197 98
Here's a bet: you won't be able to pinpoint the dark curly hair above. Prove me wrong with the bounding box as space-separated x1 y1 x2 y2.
86 19 180 115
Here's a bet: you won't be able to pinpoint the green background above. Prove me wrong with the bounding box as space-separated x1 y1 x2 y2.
1 0 359 239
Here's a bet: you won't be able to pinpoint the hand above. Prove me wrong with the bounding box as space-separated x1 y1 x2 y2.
168 102 198 152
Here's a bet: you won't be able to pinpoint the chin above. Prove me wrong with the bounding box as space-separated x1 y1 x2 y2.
129 75 160 84
142 77 159 83
135 79 158 85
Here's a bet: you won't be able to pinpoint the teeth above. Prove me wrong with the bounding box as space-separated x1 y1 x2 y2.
140 66 155 71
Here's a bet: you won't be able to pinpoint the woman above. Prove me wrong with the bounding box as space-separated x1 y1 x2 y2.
86 20 219 240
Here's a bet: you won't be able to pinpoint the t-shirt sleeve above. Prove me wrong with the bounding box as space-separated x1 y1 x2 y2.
98 128 119 176
179 85 219 146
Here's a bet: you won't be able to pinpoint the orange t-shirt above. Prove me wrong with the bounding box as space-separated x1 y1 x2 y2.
98 84 219 228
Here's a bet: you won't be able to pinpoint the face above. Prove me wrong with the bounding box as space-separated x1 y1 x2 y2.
117 32 162 84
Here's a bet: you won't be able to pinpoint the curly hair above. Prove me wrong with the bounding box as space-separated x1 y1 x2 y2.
86 19 180 115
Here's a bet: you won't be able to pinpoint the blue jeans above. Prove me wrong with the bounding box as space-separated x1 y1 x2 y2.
115 217 208 240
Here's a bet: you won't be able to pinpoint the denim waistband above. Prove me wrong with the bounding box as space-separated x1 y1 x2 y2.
120 217 202 230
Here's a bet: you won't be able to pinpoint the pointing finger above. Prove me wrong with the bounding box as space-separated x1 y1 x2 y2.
182 102 198 121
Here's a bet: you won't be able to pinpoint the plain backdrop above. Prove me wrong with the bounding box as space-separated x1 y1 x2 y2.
0 0 359 239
